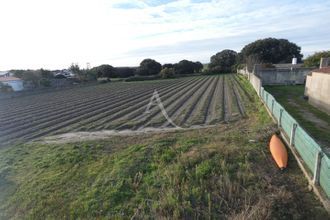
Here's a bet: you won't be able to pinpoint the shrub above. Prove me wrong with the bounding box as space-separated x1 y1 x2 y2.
0 82 13 92
304 50 330 67
40 79 51 87
159 68 175 78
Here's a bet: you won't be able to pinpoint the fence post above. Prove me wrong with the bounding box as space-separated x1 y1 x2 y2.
289 123 297 146
271 99 275 114
313 151 322 185
266 93 269 105
278 109 283 128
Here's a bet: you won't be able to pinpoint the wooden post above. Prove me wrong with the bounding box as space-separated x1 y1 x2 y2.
271 99 275 114
290 123 297 146
313 151 322 185
279 109 283 128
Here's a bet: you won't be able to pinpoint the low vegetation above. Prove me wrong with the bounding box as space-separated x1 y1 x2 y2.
0 77 328 219
303 50 330 68
265 85 330 149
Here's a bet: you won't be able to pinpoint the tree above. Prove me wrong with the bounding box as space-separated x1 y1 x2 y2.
239 38 303 64
136 59 162 76
14 70 41 87
90 64 116 78
162 63 174 69
208 50 237 73
40 69 53 79
174 60 196 74
304 50 330 68
69 63 82 75
114 67 136 78
159 67 175 78
193 61 203 73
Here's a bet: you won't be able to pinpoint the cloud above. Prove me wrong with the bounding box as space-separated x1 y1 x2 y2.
0 0 329 69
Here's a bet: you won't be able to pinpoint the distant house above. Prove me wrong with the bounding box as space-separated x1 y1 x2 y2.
0 71 11 77
54 69 75 79
0 77 24 91
305 58 330 114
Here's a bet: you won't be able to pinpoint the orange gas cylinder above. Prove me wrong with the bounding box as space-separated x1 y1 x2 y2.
269 134 288 170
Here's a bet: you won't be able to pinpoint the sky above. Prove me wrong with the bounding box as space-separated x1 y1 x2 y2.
0 0 330 70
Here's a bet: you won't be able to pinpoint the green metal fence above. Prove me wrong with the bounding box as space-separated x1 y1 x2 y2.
259 86 330 198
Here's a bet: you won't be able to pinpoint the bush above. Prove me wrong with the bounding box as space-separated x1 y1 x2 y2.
304 50 330 67
124 75 161 82
114 67 136 78
40 79 51 87
159 68 175 78
0 82 13 92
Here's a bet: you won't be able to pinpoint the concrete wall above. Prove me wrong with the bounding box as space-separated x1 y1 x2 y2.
305 72 330 115
236 68 261 95
248 71 261 95
3 80 24 91
255 67 312 85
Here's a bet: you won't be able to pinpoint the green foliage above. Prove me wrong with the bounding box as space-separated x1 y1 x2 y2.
13 70 41 87
69 64 96 82
265 85 330 147
69 63 81 75
303 50 330 67
40 78 51 87
174 60 197 74
162 63 174 69
40 69 53 79
0 76 327 219
124 75 161 82
137 59 162 76
239 38 303 64
159 67 175 78
114 67 136 78
11 69 55 88
209 49 237 73
193 61 203 73
90 64 116 78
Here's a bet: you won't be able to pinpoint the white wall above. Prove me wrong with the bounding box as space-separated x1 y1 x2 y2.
305 72 330 114
3 80 24 91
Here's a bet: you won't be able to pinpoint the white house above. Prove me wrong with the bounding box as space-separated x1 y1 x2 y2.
0 71 11 77
0 77 24 91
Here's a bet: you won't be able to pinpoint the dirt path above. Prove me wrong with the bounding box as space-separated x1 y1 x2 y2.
39 125 219 144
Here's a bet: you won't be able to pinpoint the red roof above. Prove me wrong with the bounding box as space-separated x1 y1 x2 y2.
0 77 22 82
313 67 330 74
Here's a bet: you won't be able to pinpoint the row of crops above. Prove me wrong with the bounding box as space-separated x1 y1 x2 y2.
0 74 251 146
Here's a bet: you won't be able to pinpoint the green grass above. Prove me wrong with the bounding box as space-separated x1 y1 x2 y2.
264 85 330 148
0 77 328 219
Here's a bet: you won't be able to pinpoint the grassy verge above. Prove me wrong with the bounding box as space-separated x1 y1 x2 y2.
264 85 330 148
0 78 328 219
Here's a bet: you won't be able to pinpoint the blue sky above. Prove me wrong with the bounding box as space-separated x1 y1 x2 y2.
0 0 329 70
